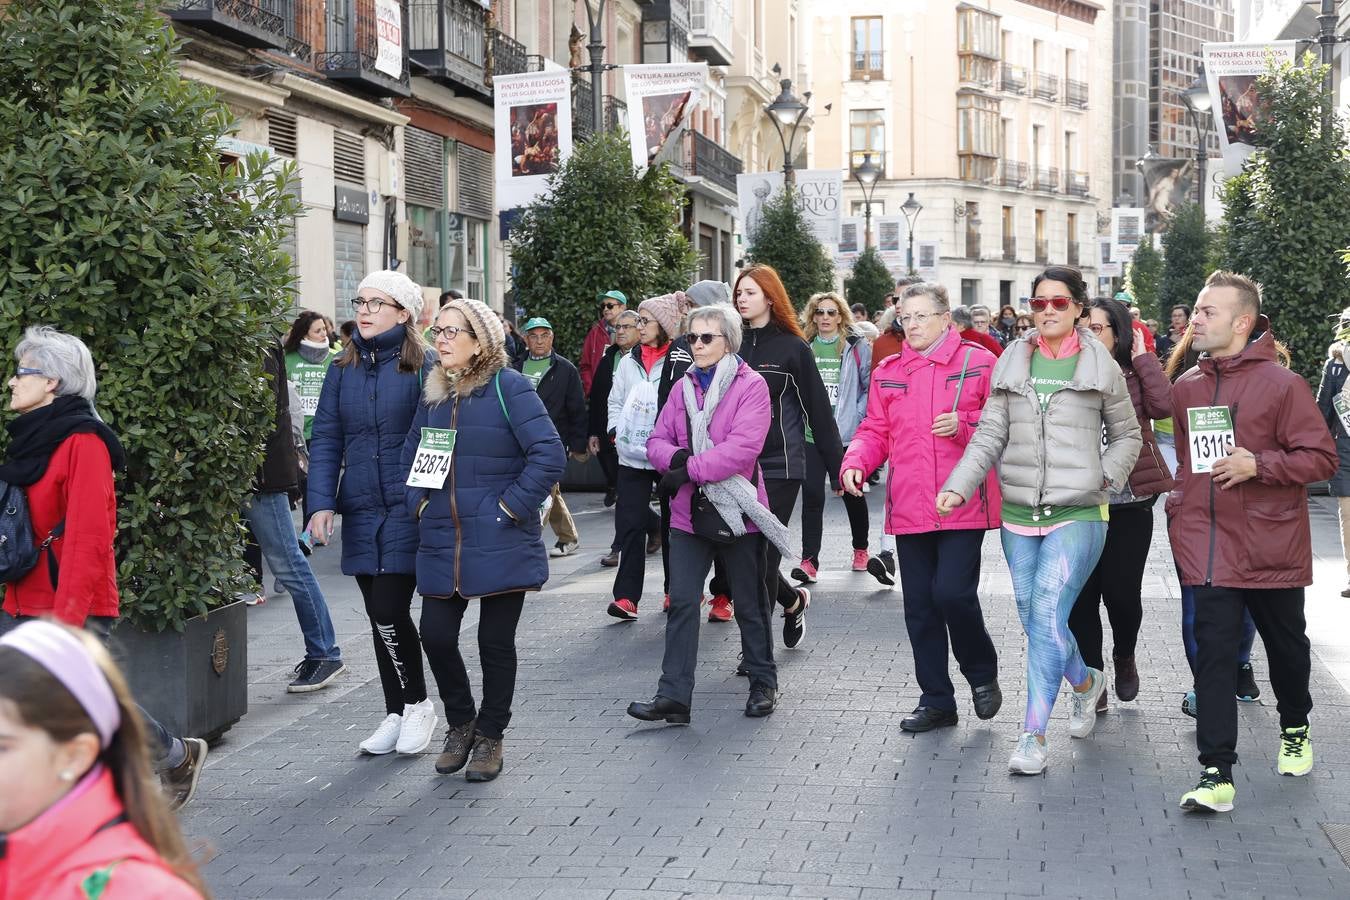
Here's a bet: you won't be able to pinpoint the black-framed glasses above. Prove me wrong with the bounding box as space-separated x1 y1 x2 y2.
14 367 46 378
685 332 723 346
814 308 840 317
1029 296 1074 312
1087 323 1111 335
429 325 476 342
352 297 391 314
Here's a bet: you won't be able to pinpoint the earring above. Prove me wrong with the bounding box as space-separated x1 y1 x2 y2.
59 770 75 782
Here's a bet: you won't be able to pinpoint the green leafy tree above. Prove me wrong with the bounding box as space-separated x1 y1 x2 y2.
1125 237 1164 322
1223 54 1350 384
509 131 698 358
844 246 894 317
1158 203 1212 316
0 0 301 630
746 188 835 307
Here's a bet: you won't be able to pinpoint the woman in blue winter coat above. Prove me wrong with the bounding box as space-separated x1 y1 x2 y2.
306 270 439 758
403 297 565 783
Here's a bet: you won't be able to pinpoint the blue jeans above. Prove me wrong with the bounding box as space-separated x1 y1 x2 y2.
1001 521 1108 735
245 492 341 661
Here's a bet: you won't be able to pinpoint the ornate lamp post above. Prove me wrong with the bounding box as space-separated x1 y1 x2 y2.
852 152 881 249
1181 64 1212 207
765 64 810 184
900 191 923 273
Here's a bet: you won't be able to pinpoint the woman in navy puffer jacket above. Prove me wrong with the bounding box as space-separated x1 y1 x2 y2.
403 297 564 783
307 270 439 758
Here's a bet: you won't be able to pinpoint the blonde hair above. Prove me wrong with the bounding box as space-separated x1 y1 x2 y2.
801 292 856 341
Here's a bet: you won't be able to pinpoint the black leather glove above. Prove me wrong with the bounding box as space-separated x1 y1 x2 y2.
658 467 690 496
670 449 691 470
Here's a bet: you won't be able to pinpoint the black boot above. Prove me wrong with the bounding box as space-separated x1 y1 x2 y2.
971 681 1002 720
900 706 958 733
745 684 776 717
627 696 691 724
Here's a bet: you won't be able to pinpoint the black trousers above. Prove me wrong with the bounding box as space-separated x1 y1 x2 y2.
1068 503 1153 670
659 531 775 704
597 442 618 489
1193 586 1312 772
800 440 870 564
355 573 427 715
421 591 526 739
893 530 998 711
612 465 671 604
710 477 801 610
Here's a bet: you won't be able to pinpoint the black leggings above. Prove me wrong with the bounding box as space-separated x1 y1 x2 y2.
421 592 526 739
800 440 869 564
355 573 427 715
710 477 801 609
1067 503 1153 670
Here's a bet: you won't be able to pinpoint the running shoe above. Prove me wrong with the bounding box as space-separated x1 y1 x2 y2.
1067 668 1106 738
783 588 809 648
1008 732 1048 775
359 713 403 755
708 594 733 622
1179 767 1235 813
1277 725 1313 776
607 598 638 620
1181 691 1197 719
851 549 869 571
790 559 818 584
1236 663 1261 701
396 699 438 755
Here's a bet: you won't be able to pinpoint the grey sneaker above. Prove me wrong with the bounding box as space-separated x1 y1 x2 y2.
1068 668 1106 738
163 737 209 810
1008 732 1048 775
287 659 346 693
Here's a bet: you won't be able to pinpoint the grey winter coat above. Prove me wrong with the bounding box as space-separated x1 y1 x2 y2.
943 328 1142 511
834 334 871 443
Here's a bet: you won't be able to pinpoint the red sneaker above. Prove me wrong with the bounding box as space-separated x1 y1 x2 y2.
662 595 670 614
607 598 638 620
852 549 870 572
708 594 733 622
790 559 818 584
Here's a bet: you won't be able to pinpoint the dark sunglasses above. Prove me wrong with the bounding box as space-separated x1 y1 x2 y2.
1029 296 1074 312
602 302 623 311
814 308 840 317
685 332 723 346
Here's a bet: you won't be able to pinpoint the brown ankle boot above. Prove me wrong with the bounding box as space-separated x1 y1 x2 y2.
1114 655 1139 702
434 719 476 774
465 733 503 782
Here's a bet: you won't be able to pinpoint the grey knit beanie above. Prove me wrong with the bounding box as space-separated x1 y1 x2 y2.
685 280 732 308
443 297 505 359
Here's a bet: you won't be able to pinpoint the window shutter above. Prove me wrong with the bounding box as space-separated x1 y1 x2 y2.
266 109 298 158
456 144 492 219
404 127 445 208
333 130 365 184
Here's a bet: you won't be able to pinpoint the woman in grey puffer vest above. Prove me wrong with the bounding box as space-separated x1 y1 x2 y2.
938 266 1141 777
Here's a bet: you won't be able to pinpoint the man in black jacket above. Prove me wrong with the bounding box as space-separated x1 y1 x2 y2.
516 318 589 557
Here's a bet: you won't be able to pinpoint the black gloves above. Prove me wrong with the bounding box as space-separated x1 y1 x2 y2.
670 449 691 469
658 467 691 496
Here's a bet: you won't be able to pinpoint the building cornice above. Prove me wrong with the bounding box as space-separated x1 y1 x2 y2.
267 72 410 127
178 59 290 112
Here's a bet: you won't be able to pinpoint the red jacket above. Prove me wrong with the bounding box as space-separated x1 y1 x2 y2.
0 767 200 899
1132 319 1156 353
2 432 118 625
961 328 1003 357
870 328 905 372
1167 325 1337 588
578 320 612 395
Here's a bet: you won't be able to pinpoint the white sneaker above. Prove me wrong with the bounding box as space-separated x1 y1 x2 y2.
549 540 578 558
1068 668 1106 738
1009 732 1048 775
396 699 438 754
359 713 402 755
862 481 870 493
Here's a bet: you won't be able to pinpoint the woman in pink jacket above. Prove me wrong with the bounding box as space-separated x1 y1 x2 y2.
841 282 1004 734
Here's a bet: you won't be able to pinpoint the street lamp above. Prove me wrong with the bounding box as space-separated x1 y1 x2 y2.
765 64 811 183
582 0 609 134
1180 63 1212 206
900 191 923 273
852 152 881 249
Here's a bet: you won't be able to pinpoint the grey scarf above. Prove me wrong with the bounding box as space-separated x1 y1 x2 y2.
682 355 793 558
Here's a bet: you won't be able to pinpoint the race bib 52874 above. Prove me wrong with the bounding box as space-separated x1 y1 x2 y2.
406 427 456 489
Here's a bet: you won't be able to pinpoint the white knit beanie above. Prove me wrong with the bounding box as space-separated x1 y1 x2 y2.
357 270 424 321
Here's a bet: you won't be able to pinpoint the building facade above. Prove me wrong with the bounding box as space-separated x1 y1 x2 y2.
1147 0 1233 173
1237 0 1350 114
808 0 1112 308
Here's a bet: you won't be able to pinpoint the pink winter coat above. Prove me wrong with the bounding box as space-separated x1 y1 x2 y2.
842 328 1002 535
646 359 773 536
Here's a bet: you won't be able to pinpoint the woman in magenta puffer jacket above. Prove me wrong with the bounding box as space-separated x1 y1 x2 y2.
841 281 1004 734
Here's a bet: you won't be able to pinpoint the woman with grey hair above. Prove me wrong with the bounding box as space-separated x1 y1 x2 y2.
628 305 790 723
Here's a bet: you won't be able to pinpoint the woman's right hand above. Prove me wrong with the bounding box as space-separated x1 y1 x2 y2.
935 491 965 516
307 510 335 545
587 436 600 455
841 468 865 497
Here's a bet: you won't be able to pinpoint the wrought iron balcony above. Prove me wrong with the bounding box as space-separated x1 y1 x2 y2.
316 0 411 98
999 63 1026 95
1065 78 1088 109
573 79 594 141
1066 170 1090 197
604 96 627 133
1032 166 1059 192
997 160 1027 188
1033 72 1058 101
1003 235 1017 262
487 27 532 82
688 0 733 67
163 0 290 51
408 0 487 98
685 130 743 194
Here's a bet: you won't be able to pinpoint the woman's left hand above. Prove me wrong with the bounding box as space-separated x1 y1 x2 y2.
1130 328 1147 359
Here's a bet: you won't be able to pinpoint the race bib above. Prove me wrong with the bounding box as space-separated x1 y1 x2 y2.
406 427 456 489
1334 394 1350 435
292 364 327 418
1187 406 1234 475
824 381 840 407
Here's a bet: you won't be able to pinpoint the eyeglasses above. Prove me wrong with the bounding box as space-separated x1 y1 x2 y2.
898 312 940 327
602 302 623 311
1029 296 1074 312
352 297 391 314
814 308 840 318
686 332 723 346
1087 323 1111 335
14 367 46 378
429 325 476 342
1014 325 1031 333
614 323 637 332
636 316 655 327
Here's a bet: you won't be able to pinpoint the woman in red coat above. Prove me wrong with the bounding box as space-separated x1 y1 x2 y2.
0 620 206 898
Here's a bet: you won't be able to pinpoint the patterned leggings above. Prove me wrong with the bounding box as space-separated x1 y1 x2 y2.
1001 521 1108 735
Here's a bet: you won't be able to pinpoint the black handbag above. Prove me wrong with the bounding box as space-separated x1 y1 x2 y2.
685 405 759 543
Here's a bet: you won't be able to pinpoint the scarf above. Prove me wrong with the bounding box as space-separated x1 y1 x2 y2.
640 342 670 374
0 395 126 487
297 339 331 364
682 355 793 558
1037 327 1081 360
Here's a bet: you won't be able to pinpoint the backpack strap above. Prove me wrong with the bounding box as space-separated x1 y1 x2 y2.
41 520 65 590
494 371 509 422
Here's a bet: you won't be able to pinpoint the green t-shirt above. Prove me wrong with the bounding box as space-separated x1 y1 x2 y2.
807 336 842 444
522 356 551 390
285 349 337 441
1030 351 1078 411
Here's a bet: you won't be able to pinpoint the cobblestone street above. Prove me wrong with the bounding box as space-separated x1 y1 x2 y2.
181 488 1350 899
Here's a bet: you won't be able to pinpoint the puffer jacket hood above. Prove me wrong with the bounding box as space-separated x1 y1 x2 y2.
1167 324 1337 588
943 327 1142 511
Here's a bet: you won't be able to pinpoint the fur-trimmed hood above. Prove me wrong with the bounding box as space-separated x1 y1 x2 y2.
424 347 510 406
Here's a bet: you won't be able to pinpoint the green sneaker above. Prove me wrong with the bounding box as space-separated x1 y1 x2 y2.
1179 767 1235 813
1277 725 1313 776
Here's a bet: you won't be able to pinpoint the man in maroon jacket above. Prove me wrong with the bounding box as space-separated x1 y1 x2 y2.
1168 271 1337 814
578 290 627 394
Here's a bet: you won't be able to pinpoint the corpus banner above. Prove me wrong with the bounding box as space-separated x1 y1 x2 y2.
494 71 573 210
623 62 708 170
374 0 404 79
1202 41 1298 176
792 169 843 246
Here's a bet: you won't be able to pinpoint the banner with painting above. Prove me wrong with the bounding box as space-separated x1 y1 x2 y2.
493 71 573 210
875 215 905 268
915 241 940 282
1201 41 1298 176
622 63 708 171
835 217 863 270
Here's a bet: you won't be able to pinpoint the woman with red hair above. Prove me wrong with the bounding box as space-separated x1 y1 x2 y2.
721 264 844 666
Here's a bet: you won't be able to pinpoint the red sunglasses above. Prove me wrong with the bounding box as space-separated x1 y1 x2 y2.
1029 296 1074 312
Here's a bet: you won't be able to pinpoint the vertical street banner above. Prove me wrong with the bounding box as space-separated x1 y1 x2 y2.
792 169 843 246
915 240 940 282
374 0 404 79
1111 207 1144 263
835 217 862 270
1202 41 1298 176
622 63 708 171
875 215 905 268
737 172 785 241
494 71 573 211
1099 237 1122 280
